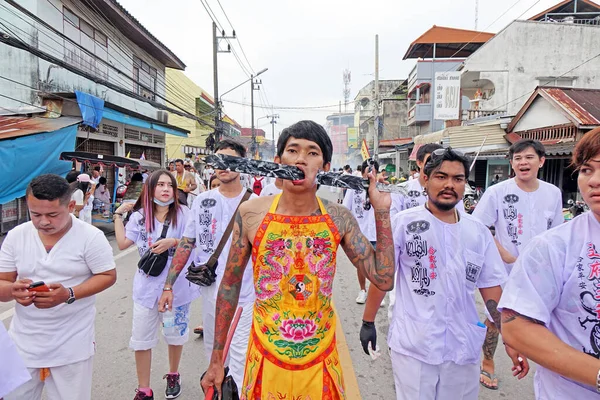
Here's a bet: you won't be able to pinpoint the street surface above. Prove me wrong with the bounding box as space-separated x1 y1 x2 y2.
0 188 537 399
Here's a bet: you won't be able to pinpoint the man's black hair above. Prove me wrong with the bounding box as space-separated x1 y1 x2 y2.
417 143 443 162
131 172 144 182
65 170 79 183
99 176 107 185
214 137 247 158
423 148 470 178
277 120 333 165
361 159 379 173
26 174 72 205
508 139 545 159
93 166 101 172
174 158 184 165
356 165 362 172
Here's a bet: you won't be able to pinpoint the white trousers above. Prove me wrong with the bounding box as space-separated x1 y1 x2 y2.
391 350 479 400
5 356 94 400
202 294 254 390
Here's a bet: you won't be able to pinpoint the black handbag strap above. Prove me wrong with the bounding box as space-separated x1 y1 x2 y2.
206 189 252 268
158 218 170 240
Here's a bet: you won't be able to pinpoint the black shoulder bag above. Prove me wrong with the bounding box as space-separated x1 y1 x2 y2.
138 218 171 277
186 189 252 286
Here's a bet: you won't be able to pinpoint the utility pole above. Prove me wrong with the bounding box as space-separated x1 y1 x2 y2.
374 34 379 162
212 22 236 148
250 75 262 159
269 114 279 160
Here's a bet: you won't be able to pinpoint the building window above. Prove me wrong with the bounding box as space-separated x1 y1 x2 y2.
80 19 94 38
94 30 107 47
63 7 79 27
537 77 576 87
133 55 157 101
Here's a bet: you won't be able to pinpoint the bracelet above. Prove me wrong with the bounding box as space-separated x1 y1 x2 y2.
163 287 173 292
597 368 600 393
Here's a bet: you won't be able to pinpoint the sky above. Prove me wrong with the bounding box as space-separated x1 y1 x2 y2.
118 0 563 138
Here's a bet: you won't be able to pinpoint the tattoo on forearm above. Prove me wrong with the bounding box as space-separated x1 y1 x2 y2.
327 202 394 289
214 210 250 351
485 299 502 331
482 324 499 360
165 237 195 286
502 308 546 326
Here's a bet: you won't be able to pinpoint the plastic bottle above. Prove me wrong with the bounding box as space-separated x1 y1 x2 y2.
163 309 175 336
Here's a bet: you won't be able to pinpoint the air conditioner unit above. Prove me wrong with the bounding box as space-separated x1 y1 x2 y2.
157 110 169 124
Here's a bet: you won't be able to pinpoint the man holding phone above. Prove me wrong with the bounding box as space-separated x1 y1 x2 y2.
0 174 117 400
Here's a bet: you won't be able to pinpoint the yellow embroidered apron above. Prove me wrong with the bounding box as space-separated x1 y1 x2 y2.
241 194 346 400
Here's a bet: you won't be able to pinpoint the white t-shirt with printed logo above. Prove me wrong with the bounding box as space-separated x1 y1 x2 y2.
125 207 200 309
389 206 506 365
473 178 564 271
499 212 600 399
343 189 376 241
0 216 115 368
391 179 428 215
184 188 257 304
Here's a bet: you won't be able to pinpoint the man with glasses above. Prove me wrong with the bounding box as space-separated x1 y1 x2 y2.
360 148 528 400
473 139 563 390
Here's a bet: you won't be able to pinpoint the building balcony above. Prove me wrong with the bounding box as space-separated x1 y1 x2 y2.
407 103 432 126
462 109 506 121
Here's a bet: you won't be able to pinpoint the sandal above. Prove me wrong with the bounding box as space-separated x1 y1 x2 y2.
193 326 204 336
480 369 499 390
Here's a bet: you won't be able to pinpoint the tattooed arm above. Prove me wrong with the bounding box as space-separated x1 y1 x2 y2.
480 286 530 379
201 204 254 397
502 308 600 386
327 201 395 291
157 237 195 312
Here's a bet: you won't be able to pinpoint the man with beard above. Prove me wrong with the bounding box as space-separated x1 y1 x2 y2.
159 138 256 391
360 148 528 400
473 139 563 390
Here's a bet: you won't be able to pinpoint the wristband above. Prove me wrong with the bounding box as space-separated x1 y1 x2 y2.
597 368 600 393
163 287 173 292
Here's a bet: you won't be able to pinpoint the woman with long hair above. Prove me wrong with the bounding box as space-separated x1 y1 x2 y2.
113 170 199 400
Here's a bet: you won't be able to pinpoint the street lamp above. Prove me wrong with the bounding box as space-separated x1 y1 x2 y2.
215 68 268 147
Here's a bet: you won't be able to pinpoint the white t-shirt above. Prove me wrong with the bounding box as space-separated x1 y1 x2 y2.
352 171 362 177
0 323 30 398
473 178 564 271
184 188 256 304
343 189 376 241
125 207 200 309
71 188 84 206
389 206 506 365
499 212 600 399
0 216 115 368
391 179 428 215
203 168 214 182
260 182 282 197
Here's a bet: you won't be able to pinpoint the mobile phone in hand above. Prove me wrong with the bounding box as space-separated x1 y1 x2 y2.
29 281 50 292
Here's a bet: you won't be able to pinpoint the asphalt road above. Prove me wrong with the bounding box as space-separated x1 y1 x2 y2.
0 188 537 399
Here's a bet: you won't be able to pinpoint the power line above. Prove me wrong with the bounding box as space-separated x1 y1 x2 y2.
0 92 47 111
0 4 202 112
223 98 353 110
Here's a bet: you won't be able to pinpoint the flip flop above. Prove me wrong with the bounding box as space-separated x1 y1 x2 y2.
193 326 204 336
480 370 499 390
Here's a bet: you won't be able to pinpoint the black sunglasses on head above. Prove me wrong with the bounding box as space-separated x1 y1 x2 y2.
429 147 465 162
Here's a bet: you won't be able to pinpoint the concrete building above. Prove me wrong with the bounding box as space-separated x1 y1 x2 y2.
0 0 191 166
324 113 355 168
165 69 214 160
404 26 494 134
460 14 600 122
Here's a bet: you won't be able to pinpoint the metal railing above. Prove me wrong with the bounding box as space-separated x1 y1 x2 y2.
462 109 506 121
517 124 578 142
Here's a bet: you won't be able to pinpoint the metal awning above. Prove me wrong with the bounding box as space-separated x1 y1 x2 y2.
60 151 161 170
544 143 575 157
0 115 82 140
465 148 508 160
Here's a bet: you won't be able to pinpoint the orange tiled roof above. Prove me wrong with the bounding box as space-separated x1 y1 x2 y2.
529 0 600 21
403 26 494 59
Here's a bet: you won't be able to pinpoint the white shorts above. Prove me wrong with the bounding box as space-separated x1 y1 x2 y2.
129 302 190 351
391 350 479 400
5 356 94 400
202 294 254 390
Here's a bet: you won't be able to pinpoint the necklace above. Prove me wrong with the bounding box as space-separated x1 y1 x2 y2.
425 203 459 223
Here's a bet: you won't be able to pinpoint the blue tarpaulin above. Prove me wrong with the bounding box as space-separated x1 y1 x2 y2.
0 125 77 204
103 107 188 137
75 91 104 129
